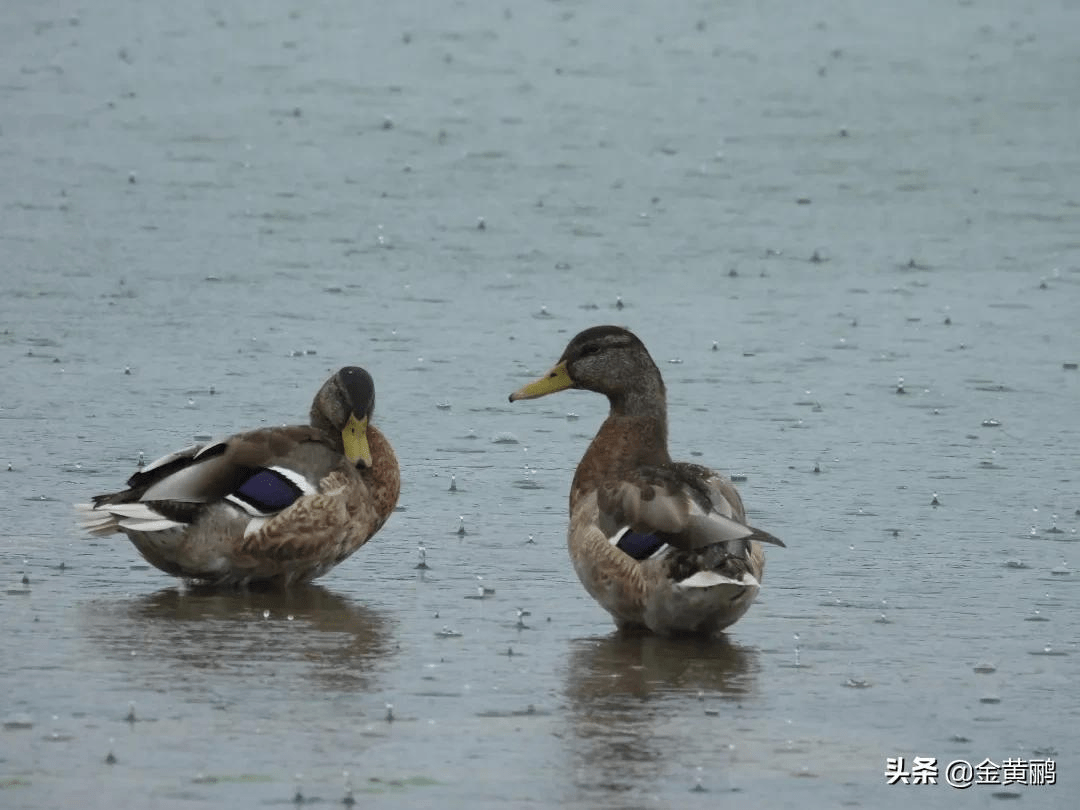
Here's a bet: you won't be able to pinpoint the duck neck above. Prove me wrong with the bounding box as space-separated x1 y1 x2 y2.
570 398 670 507
354 426 401 523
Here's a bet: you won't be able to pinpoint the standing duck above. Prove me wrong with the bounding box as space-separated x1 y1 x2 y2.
77 367 399 587
510 326 783 635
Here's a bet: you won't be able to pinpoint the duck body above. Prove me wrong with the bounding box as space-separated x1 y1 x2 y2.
77 367 399 587
511 325 782 636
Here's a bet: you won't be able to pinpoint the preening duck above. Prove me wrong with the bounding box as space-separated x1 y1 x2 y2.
76 367 399 587
510 325 783 635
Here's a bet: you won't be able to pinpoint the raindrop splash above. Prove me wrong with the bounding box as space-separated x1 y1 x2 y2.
342 770 355 806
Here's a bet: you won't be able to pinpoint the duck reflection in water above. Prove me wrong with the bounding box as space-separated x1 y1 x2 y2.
562 633 759 800
81 585 393 693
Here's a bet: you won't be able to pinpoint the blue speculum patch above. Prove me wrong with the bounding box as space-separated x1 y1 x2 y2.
235 469 302 512
616 530 666 560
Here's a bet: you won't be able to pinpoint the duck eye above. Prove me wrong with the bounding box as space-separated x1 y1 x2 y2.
580 344 600 357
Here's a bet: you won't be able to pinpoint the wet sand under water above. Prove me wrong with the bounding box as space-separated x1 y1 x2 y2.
2 1 1079 808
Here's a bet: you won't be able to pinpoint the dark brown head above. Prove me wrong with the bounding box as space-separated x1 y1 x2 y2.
311 366 376 467
509 325 665 412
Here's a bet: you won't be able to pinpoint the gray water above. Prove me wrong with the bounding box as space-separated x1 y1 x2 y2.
2 1 1079 807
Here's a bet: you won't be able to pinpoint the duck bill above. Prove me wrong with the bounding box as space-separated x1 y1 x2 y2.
342 413 373 467
509 361 574 402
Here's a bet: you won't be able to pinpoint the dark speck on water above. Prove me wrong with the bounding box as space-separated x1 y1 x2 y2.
3 2 1079 809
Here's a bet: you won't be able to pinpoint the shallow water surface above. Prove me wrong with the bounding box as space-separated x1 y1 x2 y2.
2 1 1079 808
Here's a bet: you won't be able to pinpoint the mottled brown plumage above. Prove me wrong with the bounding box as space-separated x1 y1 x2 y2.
76 367 399 587
511 325 782 635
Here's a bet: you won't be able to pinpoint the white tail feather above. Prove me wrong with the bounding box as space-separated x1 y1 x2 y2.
74 503 120 536
676 571 760 589
117 517 185 532
97 503 163 520
75 502 184 535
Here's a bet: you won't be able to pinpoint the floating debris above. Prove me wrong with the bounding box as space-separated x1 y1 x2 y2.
1029 645 1067 657
3 714 34 730
435 626 462 638
981 419 1001 428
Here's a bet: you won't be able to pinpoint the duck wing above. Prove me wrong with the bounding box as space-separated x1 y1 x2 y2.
85 426 335 529
597 463 784 555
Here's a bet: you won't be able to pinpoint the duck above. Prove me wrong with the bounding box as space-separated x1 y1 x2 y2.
509 325 783 635
76 366 400 587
